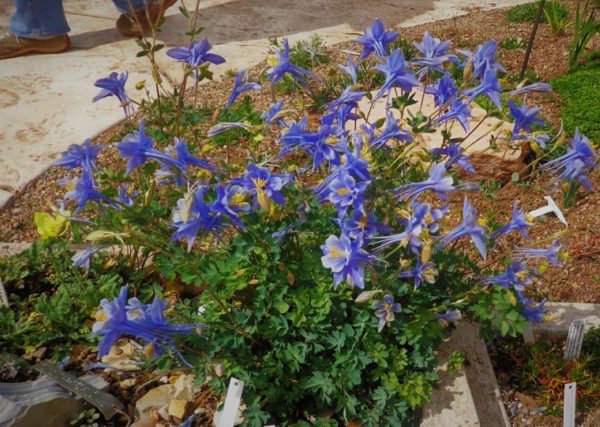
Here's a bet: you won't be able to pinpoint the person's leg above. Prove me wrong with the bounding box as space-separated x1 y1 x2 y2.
9 0 70 37
113 0 177 38
1 0 70 60
111 0 147 14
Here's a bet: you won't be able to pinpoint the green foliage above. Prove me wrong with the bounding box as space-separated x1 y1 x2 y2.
151 194 531 426
0 242 137 359
506 1 568 23
30 25 558 426
271 36 329 94
569 0 598 70
213 96 262 147
582 326 600 372
271 35 329 71
544 1 571 35
499 37 526 50
69 408 101 427
388 37 417 60
156 200 442 425
552 64 600 143
506 70 542 84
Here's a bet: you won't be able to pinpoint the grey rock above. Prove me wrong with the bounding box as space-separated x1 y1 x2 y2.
0 375 108 427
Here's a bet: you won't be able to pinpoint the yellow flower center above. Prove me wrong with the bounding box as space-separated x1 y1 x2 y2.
385 304 395 320
329 244 346 259
267 55 278 67
230 192 247 206
252 178 267 189
325 136 339 146
358 215 368 229
337 188 351 196
422 267 437 283
516 270 528 281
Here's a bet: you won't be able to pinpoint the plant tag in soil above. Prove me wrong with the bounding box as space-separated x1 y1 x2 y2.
564 320 585 360
563 382 576 427
34 360 124 420
523 323 535 344
0 277 8 307
216 377 244 427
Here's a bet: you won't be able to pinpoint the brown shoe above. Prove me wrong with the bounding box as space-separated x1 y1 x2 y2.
0 33 70 60
116 0 177 37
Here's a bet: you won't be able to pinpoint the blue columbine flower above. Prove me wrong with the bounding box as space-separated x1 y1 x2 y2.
513 239 563 266
437 310 462 323
508 101 544 140
517 292 547 323
167 38 226 81
207 121 253 137
209 184 251 228
261 100 284 126
72 245 101 272
436 100 471 132
171 188 225 250
374 49 420 99
491 201 532 240
459 40 506 81
412 32 457 78
314 142 372 201
231 163 291 209
321 233 373 289
280 113 347 169
92 71 133 118
157 138 217 186
426 72 458 107
325 85 366 113
341 210 385 242
462 67 502 109
394 162 475 202
372 201 445 253
438 197 488 258
560 159 595 190
267 39 314 88
171 138 216 173
92 286 206 366
398 259 439 289
542 129 597 189
65 173 114 211
373 294 401 332
325 170 368 218
430 143 475 173
480 261 532 291
354 18 399 59
530 133 551 150
225 69 261 109
117 185 140 207
338 57 359 84
508 82 552 97
54 139 104 178
117 121 178 175
370 109 413 149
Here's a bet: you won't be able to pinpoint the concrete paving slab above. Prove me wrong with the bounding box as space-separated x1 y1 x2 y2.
421 325 480 426
0 0 531 209
534 302 600 338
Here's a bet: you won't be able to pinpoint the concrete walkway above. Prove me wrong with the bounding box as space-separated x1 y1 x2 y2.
0 0 528 208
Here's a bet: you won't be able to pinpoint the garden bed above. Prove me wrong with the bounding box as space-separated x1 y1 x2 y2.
490 303 600 426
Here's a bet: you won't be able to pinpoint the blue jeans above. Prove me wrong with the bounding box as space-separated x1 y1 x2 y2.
10 0 148 37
